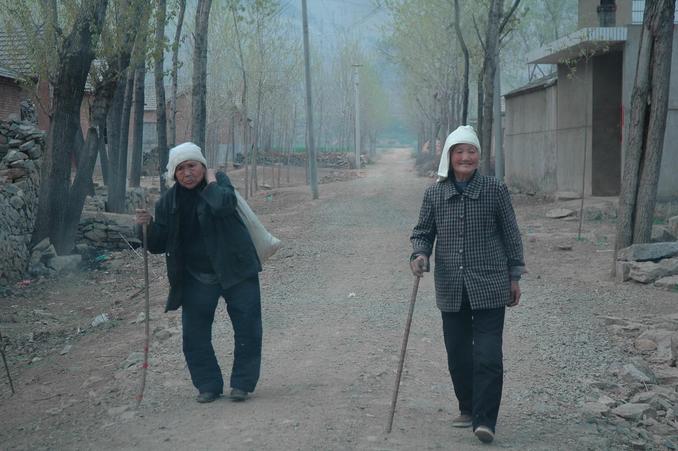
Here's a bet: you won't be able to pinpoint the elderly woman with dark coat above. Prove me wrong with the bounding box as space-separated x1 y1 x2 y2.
135 142 262 404
410 125 525 444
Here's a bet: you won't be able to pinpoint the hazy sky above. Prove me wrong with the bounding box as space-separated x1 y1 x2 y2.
285 0 388 47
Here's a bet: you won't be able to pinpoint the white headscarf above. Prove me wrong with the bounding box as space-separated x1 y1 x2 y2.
166 142 207 182
436 125 481 182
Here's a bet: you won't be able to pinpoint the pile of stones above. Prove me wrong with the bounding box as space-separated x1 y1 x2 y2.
616 241 678 291
583 314 678 448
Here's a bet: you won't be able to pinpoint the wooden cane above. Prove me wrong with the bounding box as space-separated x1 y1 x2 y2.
386 275 421 433
136 195 151 408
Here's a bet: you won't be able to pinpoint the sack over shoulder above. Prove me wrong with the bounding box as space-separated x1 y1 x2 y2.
234 190 281 263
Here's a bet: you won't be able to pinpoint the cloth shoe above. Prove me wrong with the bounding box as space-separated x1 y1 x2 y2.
451 413 473 428
196 392 220 403
229 388 249 402
474 425 495 443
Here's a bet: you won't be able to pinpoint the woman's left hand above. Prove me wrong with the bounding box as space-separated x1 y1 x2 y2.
508 281 521 307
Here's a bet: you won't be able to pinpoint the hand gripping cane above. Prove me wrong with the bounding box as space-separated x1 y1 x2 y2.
386 275 421 433
136 195 151 408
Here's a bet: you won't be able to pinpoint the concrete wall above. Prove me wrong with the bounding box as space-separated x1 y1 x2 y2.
557 61 594 195
623 25 678 201
504 84 558 194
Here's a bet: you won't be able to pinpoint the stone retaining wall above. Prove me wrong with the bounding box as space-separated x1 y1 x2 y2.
0 120 45 284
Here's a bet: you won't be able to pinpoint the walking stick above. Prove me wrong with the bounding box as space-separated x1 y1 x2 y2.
0 328 15 394
136 196 151 408
386 275 421 433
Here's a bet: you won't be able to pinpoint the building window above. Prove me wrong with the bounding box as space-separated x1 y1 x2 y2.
597 0 616 27
632 0 678 24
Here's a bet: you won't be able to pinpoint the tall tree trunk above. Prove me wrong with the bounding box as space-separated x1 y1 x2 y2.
130 62 146 187
453 0 470 125
155 0 169 192
476 68 484 148
191 0 212 151
231 4 248 197
632 0 675 243
107 66 134 212
105 76 125 186
614 0 676 274
252 78 264 192
480 0 503 176
61 76 117 252
301 0 319 199
33 0 109 252
169 0 186 151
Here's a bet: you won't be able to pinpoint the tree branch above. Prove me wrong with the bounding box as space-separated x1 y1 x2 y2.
499 0 522 36
472 15 486 52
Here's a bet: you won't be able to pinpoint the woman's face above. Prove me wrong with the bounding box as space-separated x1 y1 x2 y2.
450 143 479 181
175 160 206 189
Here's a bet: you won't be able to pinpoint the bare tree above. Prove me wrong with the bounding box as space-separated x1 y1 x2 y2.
33 0 109 252
106 1 151 212
129 44 147 187
452 0 470 124
614 0 676 264
301 0 319 199
191 0 213 151
168 0 186 155
155 0 170 192
479 0 521 175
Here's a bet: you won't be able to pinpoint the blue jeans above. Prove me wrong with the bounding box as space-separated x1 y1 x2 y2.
181 273 262 394
441 287 505 432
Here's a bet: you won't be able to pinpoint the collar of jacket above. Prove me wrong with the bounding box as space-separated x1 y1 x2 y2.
441 170 482 200
168 184 179 214
169 183 210 218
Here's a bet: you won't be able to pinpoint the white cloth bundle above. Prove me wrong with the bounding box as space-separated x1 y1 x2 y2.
234 190 281 263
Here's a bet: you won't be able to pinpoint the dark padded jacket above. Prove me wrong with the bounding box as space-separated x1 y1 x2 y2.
145 172 261 311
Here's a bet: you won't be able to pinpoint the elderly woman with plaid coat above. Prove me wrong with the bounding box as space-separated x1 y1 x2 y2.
410 125 524 444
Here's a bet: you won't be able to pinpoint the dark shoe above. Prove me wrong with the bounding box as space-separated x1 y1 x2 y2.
229 388 249 402
196 392 220 403
474 425 494 443
451 413 473 428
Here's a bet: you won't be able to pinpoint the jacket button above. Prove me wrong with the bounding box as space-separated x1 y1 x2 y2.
166 252 170 257
459 249 463 253
459 215 464 219
459 265 464 270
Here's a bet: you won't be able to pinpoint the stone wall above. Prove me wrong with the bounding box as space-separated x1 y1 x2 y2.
77 211 140 251
0 120 44 284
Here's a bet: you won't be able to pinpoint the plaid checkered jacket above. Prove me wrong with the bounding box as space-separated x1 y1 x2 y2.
411 173 524 312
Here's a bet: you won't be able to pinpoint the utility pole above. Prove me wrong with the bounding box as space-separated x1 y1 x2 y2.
301 0 319 199
494 62 504 180
353 64 362 170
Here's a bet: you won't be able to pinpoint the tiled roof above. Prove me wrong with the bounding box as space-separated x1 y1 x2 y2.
0 30 35 80
505 72 558 99
0 66 19 80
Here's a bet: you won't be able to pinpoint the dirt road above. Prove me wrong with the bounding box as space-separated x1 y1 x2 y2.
2 149 676 450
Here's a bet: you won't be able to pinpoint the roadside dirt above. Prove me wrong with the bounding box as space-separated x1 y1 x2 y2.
1 148 677 450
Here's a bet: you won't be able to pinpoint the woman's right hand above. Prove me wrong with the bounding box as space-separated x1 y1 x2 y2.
410 255 429 277
135 209 153 225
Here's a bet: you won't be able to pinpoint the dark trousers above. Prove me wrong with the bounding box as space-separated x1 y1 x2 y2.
441 288 505 432
181 273 262 394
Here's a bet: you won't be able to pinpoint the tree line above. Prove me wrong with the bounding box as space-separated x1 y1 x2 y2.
0 0 389 255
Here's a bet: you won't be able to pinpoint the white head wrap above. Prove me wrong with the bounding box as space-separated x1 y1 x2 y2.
436 125 481 182
166 142 207 182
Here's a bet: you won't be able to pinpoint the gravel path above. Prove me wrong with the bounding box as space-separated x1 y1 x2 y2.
3 148 676 450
